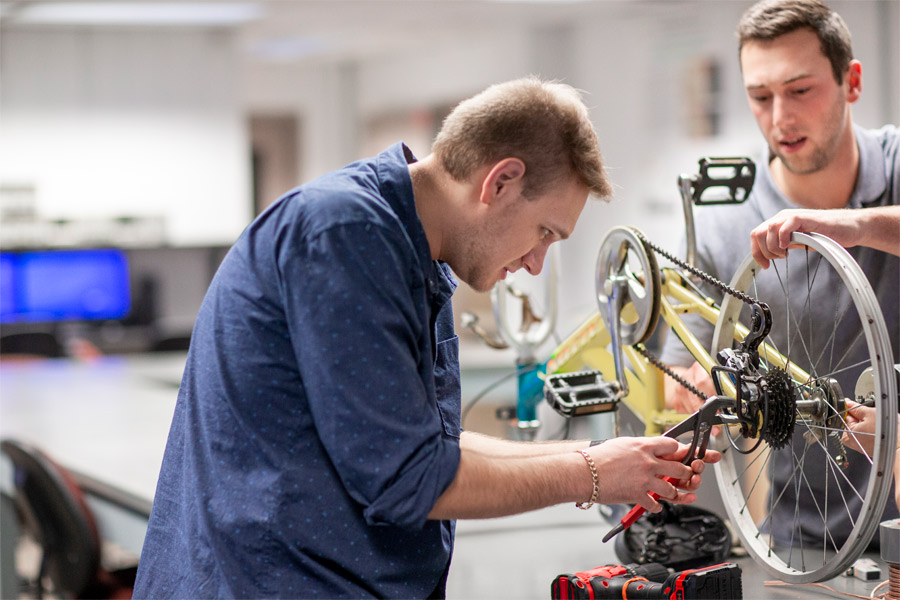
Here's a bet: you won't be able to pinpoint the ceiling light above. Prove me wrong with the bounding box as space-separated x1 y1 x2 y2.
8 2 262 26
248 37 333 61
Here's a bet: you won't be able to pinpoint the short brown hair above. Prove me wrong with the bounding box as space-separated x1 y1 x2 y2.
737 0 854 84
432 77 612 200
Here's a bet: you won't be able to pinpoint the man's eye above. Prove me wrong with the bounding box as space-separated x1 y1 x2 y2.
542 228 553 239
751 94 770 103
793 87 810 96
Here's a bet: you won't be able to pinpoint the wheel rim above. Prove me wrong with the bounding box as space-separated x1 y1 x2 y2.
712 232 896 583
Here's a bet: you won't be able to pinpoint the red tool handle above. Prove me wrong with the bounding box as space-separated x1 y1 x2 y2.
602 475 681 542
621 475 679 526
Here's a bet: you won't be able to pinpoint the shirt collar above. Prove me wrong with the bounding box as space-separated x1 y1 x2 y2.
375 143 431 269
375 142 457 302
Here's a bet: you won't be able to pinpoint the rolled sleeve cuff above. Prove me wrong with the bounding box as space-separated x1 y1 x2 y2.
363 436 461 529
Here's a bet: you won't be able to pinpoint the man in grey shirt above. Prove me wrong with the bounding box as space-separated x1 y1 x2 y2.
659 0 899 546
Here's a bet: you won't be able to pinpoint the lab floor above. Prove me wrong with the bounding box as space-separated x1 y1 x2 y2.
447 504 615 599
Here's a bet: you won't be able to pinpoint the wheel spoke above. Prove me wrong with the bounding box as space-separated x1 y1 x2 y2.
771 264 818 382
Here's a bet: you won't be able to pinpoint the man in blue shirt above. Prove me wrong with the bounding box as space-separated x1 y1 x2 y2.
134 77 718 598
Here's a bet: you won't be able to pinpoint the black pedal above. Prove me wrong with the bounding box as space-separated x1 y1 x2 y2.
544 370 619 417
691 157 755 205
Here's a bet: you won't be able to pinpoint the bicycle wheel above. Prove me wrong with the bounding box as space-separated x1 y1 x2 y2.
711 232 897 583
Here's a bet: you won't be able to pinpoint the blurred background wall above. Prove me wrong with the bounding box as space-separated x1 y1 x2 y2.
1 0 897 348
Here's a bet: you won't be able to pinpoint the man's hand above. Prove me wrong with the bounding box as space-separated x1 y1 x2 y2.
664 363 720 435
841 402 900 458
664 362 715 414
750 207 900 269
843 403 900 510
589 436 721 513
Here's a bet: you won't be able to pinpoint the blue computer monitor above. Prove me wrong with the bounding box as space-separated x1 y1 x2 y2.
0 248 131 324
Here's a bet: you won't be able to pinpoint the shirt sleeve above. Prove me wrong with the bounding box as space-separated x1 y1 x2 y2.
277 219 460 529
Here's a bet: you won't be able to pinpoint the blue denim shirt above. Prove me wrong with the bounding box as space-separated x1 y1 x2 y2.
134 143 462 598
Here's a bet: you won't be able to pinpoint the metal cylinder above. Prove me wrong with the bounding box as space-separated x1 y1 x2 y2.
880 519 900 599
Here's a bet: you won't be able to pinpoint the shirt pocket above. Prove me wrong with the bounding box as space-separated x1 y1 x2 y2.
433 335 461 438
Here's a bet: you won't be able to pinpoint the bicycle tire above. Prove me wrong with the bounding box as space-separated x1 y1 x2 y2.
711 232 897 583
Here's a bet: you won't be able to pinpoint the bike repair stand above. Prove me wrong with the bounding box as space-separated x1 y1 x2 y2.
490 251 558 441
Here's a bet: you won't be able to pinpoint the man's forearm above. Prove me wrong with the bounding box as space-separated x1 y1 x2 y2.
427 445 589 520
860 206 900 256
428 433 713 520
460 430 590 458
425 431 593 519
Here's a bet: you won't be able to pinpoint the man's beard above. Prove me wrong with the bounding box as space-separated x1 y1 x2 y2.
772 95 847 176
774 143 834 175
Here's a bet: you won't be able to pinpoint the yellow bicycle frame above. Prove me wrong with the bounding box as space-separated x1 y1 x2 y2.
545 267 808 436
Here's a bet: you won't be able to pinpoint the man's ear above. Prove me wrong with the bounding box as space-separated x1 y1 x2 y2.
845 60 862 103
480 158 526 205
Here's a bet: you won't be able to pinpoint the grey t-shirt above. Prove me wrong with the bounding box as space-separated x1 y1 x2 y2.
659 123 900 545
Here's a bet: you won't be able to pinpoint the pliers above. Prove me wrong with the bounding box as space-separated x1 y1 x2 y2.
602 396 737 542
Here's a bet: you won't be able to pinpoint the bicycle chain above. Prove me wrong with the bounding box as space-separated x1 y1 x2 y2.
629 228 762 399
635 343 709 401
629 229 800 449
632 228 760 307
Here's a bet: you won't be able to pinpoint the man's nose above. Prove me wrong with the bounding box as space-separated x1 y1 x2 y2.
523 245 549 276
772 94 793 130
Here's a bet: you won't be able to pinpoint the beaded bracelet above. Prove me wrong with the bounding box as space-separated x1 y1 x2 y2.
575 449 600 510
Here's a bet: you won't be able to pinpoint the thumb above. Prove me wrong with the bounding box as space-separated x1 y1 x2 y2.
844 404 865 423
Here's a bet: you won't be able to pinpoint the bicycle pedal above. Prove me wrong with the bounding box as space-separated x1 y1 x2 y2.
544 370 619 417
